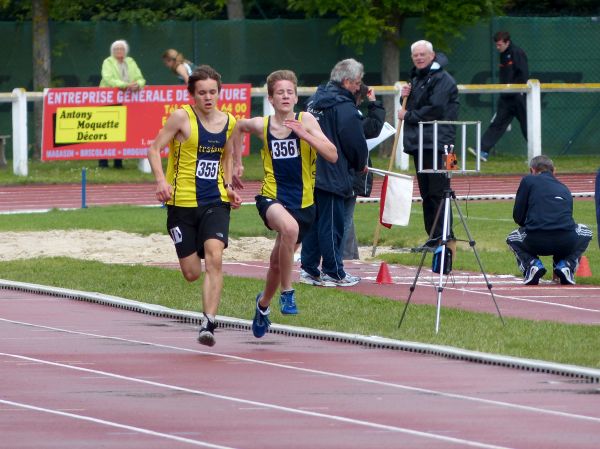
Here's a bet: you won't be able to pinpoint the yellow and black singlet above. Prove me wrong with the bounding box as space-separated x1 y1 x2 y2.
259 112 316 209
165 105 236 207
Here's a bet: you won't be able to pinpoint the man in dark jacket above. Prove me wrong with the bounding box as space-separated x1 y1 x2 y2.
300 58 369 287
507 155 592 285
343 83 385 260
399 40 459 249
470 31 528 162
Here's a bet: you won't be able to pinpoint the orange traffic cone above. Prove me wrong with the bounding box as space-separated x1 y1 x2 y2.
576 256 592 277
376 262 393 284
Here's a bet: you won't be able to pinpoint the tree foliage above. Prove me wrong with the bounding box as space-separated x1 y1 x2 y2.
288 0 507 53
0 0 229 23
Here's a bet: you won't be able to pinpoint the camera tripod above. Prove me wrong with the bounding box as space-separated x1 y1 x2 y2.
398 171 505 333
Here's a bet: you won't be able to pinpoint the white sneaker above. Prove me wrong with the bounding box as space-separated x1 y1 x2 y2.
345 273 361 283
321 273 360 287
299 269 322 286
468 147 488 162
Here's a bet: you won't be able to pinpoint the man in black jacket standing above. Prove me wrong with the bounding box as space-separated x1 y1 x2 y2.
300 58 369 287
399 40 459 249
507 155 592 285
470 31 529 162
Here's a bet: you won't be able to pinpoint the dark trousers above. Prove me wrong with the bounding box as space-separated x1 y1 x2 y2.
481 94 527 152
99 159 123 168
506 226 592 274
413 151 453 242
342 195 359 260
301 188 347 280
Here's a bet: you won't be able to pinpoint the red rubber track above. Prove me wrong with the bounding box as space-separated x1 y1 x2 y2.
147 259 600 325
0 173 596 213
1 288 599 449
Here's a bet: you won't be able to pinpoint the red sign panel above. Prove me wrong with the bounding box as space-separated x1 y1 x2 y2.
41 84 251 161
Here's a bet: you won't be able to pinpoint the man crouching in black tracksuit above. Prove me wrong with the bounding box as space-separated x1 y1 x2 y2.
507 155 592 285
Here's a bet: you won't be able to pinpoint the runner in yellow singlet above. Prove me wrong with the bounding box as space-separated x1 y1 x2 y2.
147 65 242 347
232 70 337 338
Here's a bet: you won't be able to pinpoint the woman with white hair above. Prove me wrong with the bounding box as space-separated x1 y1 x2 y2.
99 39 146 168
100 39 145 91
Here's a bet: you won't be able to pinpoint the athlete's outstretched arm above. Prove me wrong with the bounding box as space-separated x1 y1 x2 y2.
230 117 265 190
283 113 337 163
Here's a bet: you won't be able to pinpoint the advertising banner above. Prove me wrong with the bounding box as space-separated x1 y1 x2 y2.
42 84 251 161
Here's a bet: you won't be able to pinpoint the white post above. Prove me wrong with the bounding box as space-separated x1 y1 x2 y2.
262 84 274 116
138 158 151 173
394 81 409 170
11 88 28 176
526 79 542 161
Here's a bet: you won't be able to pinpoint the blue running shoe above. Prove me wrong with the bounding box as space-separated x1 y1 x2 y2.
252 292 271 338
523 259 546 285
554 260 575 285
279 289 298 315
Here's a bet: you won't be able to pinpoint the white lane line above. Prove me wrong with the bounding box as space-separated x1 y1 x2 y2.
0 399 237 449
512 296 595 299
0 352 514 449
2 317 600 425
452 288 600 313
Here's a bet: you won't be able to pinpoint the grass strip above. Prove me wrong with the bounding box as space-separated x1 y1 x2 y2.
1 257 598 369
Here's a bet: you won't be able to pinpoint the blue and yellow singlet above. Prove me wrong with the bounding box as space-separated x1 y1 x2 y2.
259 112 316 209
165 104 236 207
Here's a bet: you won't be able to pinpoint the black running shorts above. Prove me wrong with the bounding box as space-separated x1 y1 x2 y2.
166 203 230 259
255 195 316 244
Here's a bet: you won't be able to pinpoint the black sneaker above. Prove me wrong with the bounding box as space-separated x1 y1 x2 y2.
197 314 216 347
411 238 439 253
523 259 546 285
554 260 575 285
252 292 271 338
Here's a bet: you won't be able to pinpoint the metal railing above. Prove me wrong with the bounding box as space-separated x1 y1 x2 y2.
2 83 600 176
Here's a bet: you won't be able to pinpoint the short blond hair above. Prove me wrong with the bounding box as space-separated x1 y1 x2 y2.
266 70 298 97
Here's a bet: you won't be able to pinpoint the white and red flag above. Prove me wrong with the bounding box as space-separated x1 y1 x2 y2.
370 168 413 228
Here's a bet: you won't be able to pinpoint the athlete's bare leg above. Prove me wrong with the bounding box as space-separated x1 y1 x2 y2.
259 204 299 308
202 238 225 316
178 253 202 282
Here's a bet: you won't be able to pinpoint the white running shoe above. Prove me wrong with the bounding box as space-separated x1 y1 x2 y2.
321 273 360 287
299 269 322 286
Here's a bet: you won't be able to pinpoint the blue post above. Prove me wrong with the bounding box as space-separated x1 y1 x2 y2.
81 168 87 209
